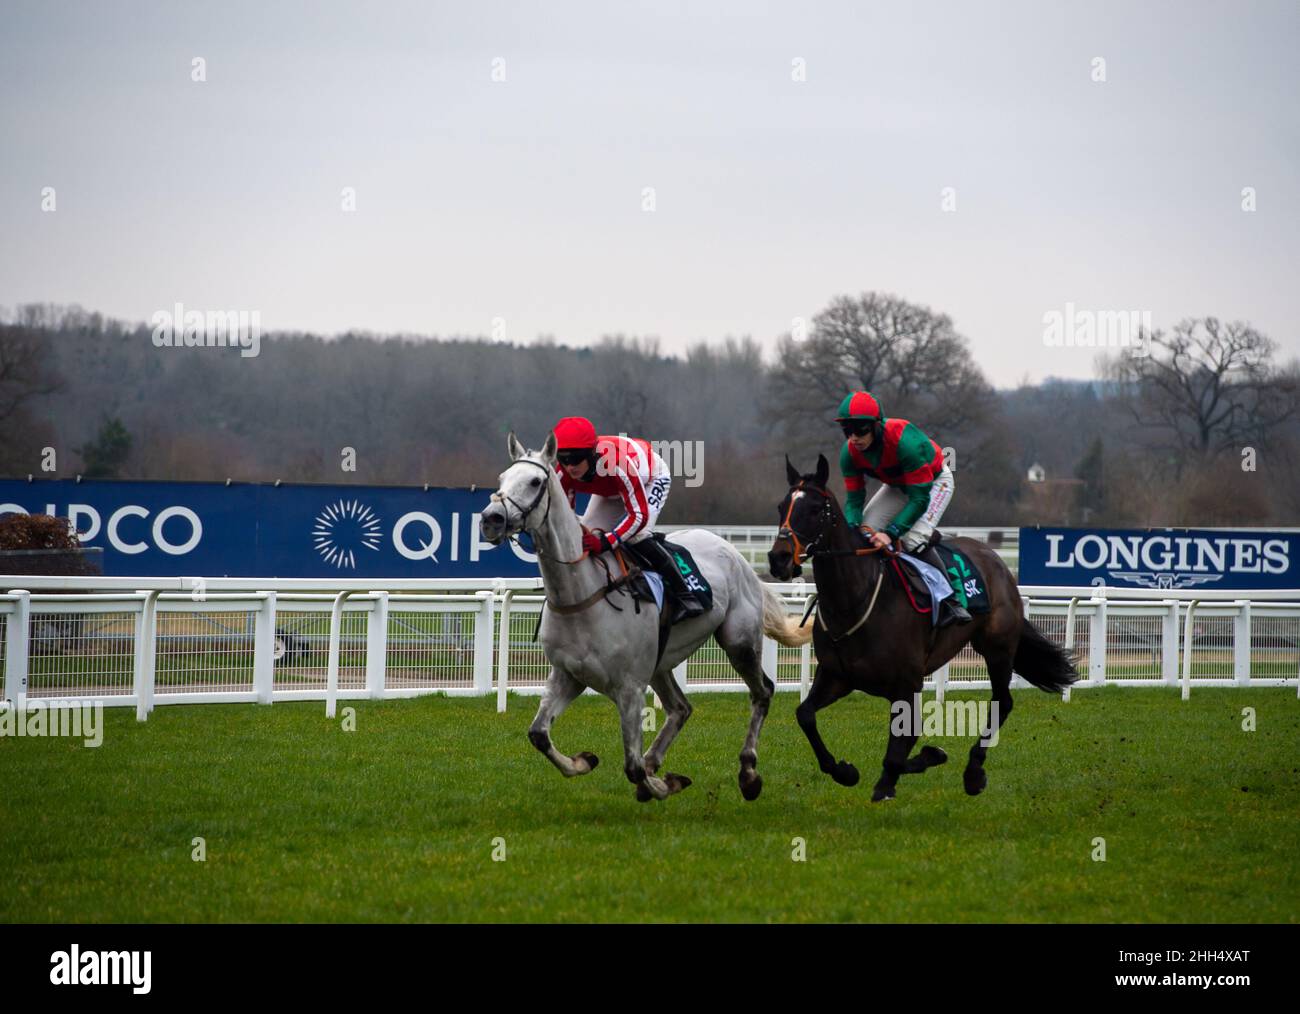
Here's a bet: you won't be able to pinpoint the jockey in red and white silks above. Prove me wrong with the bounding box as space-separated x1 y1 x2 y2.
552 414 703 620
552 416 671 554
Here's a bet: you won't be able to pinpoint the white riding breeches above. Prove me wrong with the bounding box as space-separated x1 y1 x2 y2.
860 465 955 552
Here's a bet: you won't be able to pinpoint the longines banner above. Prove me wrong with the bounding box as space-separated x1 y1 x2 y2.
0 479 571 578
1018 526 1300 591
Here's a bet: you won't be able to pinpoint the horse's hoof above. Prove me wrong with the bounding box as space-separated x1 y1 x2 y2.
635 782 654 802
664 773 692 796
739 769 763 801
919 745 948 768
831 761 860 787
871 783 896 802
963 765 987 796
575 751 599 772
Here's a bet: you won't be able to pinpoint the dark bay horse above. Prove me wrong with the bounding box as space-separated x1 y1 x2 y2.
768 455 1078 802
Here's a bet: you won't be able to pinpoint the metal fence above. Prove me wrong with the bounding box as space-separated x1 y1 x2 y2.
2 579 1298 719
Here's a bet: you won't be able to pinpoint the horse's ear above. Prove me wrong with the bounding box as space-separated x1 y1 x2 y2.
541 431 557 464
815 453 830 487
785 455 800 487
507 431 525 461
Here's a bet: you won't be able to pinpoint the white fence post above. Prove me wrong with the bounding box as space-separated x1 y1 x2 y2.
1234 599 1251 686
799 641 812 702
1181 600 1200 700
673 659 688 693
135 591 159 721
473 591 494 696
1162 599 1180 687
761 636 778 689
496 591 514 713
325 590 354 719
254 591 276 704
4 589 30 710
1089 596 1108 686
366 591 389 700
798 588 814 701
1061 596 1079 701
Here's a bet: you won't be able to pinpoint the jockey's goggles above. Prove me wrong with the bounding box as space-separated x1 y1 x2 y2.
838 419 874 437
556 449 593 466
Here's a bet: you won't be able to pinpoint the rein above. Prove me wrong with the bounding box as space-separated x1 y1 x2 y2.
544 548 643 617
543 568 638 615
815 568 885 642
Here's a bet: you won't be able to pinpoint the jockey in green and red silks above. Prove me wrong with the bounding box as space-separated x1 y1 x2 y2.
835 391 970 625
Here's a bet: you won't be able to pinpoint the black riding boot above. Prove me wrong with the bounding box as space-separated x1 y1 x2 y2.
921 546 971 627
632 537 706 623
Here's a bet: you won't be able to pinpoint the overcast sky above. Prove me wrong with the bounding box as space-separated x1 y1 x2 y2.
2 0 1296 386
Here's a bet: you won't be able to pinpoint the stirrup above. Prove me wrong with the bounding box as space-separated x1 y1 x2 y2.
937 599 971 628
672 593 706 621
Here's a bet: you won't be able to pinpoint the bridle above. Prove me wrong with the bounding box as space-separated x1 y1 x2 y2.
489 458 555 543
776 479 896 642
777 480 898 567
776 480 835 568
489 455 641 617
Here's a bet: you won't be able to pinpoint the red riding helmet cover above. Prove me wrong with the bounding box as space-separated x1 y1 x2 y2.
553 416 598 450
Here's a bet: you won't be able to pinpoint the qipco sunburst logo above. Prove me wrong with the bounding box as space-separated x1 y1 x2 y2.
312 499 382 569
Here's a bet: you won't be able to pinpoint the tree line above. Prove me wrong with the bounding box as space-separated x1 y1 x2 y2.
2 298 1297 527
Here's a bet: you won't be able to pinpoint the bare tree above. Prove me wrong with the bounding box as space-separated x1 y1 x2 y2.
589 335 663 434
1103 318 1299 471
767 292 998 444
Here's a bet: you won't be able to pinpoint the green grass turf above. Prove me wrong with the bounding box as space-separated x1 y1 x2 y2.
1 688 1297 923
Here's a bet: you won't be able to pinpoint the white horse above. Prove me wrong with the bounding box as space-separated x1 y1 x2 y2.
480 431 811 803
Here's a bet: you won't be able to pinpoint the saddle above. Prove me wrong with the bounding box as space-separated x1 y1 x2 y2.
625 534 714 617
623 534 714 668
888 532 990 618
534 534 712 668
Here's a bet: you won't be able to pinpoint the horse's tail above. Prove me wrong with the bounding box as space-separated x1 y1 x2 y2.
759 581 813 647
1013 618 1080 692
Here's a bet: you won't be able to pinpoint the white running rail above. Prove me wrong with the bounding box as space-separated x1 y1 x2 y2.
2 578 1298 716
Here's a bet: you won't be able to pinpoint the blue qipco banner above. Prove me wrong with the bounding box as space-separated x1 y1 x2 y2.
1018 526 1300 591
0 479 560 578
